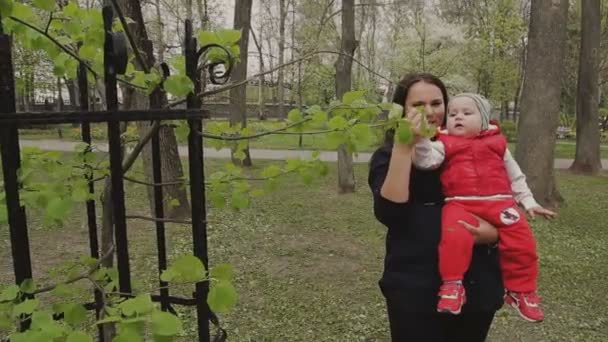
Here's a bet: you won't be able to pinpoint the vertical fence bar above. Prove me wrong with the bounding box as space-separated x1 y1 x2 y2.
78 60 105 341
0 30 33 331
143 38 171 312
185 19 210 342
103 6 131 295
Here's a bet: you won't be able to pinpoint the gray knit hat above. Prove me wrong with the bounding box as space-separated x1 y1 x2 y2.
451 93 492 130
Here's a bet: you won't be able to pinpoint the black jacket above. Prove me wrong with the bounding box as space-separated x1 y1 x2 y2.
368 145 504 313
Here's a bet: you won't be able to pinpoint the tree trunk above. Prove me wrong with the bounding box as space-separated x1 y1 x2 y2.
513 37 528 123
154 0 165 63
250 27 266 120
335 0 357 193
229 0 253 166
278 0 287 118
515 0 569 207
570 0 602 174
118 0 190 218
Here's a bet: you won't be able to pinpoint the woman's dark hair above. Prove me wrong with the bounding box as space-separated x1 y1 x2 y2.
383 73 449 146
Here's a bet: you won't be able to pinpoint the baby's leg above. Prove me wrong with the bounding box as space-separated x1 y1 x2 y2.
439 201 478 282
493 203 538 292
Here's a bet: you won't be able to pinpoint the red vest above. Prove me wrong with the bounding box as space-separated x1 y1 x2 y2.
437 128 512 197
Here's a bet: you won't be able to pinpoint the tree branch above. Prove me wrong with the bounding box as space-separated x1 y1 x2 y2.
5 246 116 300
167 50 393 108
8 16 147 91
122 121 161 172
198 118 311 140
44 13 53 34
126 215 192 225
9 16 94 75
123 176 185 187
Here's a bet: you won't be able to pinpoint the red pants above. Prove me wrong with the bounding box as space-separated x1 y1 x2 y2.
439 199 538 292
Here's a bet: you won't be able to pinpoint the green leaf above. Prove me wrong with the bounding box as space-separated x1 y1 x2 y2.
45 197 72 221
62 2 80 17
396 120 413 145
168 198 180 209
167 55 185 75
11 2 34 20
159 268 178 283
164 75 194 97
198 31 221 46
379 102 394 111
9 330 50 342
230 191 249 210
79 44 98 60
342 90 365 105
174 122 190 141
287 108 303 123
216 29 242 44
261 165 282 178
113 326 144 342
208 190 226 209
32 0 55 11
233 150 246 161
67 331 93 342
13 299 39 317
207 280 238 313
210 264 234 282
0 0 14 16
388 103 404 120
328 116 349 130
311 111 328 126
19 279 35 294
350 123 372 147
51 283 74 298
95 315 121 325
0 285 20 301
162 255 206 283
71 180 91 202
64 304 87 326
118 295 153 317
151 311 182 336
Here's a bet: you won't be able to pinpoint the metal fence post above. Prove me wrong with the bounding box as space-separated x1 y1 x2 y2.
185 19 211 342
0 28 33 331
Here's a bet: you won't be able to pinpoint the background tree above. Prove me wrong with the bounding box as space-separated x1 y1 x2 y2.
335 0 357 193
229 0 253 166
570 0 602 174
515 0 569 206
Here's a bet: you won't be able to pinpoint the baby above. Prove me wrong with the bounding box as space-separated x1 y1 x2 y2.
413 93 556 322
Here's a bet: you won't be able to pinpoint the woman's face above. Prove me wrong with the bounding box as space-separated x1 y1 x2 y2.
404 81 446 126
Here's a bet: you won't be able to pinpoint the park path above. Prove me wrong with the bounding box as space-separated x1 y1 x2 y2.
18 139 608 170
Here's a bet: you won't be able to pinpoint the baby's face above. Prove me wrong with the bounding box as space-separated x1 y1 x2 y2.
446 97 483 137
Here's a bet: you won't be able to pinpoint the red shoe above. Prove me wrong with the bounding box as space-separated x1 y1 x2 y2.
505 291 545 322
437 282 466 315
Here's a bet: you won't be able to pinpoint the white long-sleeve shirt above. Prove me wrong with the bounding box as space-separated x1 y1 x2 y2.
413 135 540 210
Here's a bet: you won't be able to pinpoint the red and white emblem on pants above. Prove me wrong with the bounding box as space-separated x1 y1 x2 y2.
500 207 520 225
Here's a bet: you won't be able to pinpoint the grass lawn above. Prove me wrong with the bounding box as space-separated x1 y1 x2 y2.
19 122 608 159
1 155 607 341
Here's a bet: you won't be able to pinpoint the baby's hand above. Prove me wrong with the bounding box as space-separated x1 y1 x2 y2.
527 206 557 220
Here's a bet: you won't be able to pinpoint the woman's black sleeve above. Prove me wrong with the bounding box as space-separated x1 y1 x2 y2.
368 147 410 228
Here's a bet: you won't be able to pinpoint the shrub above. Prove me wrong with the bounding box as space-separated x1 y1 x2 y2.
500 120 518 142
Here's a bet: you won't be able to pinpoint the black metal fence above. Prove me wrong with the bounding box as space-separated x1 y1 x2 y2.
0 7 225 342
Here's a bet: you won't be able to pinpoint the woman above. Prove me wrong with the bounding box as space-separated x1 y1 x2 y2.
368 73 504 341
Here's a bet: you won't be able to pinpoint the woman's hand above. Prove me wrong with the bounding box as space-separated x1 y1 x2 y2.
403 107 424 145
527 206 557 220
458 215 499 245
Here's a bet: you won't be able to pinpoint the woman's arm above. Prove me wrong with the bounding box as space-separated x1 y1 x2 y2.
379 109 423 203
380 143 414 203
